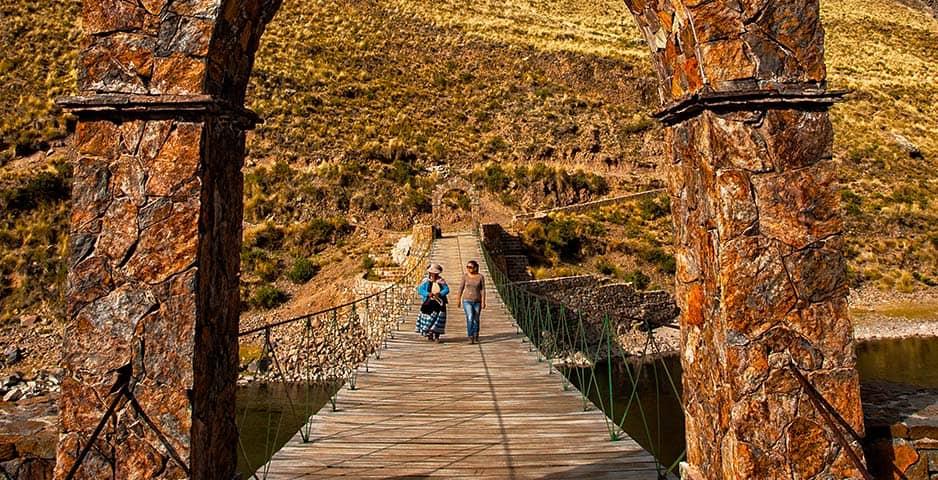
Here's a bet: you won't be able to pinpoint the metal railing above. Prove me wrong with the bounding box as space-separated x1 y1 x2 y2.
61 237 431 479
236 240 431 478
479 239 685 479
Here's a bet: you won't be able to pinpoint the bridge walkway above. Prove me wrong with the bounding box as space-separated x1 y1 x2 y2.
261 232 659 479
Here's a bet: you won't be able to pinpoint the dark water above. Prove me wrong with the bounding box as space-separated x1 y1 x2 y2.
563 336 938 474
855 336 938 387
565 357 686 475
236 382 339 478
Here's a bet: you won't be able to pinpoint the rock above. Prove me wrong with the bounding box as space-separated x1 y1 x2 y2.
889 133 923 159
3 388 23 402
0 441 16 461
19 315 40 328
4 374 21 387
4 347 23 366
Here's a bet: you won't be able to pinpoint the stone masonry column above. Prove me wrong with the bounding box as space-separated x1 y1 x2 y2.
57 0 280 478
622 1 866 478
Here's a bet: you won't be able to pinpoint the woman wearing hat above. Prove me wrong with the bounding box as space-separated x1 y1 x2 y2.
416 263 449 342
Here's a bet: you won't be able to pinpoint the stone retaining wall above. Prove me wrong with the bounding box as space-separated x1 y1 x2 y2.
241 224 433 384
480 220 680 360
480 224 531 282
512 189 666 222
515 275 679 357
862 380 938 479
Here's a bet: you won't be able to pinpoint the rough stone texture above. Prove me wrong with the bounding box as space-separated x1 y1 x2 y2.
519 276 679 330
431 177 481 224
480 224 533 282
0 397 56 480
61 0 282 478
663 106 865 478
862 380 938 479
624 0 827 105
617 0 865 476
58 117 204 479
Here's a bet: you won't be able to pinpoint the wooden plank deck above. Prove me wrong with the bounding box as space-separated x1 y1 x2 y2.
259 233 661 479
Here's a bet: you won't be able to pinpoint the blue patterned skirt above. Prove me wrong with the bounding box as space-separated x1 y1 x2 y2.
416 308 447 335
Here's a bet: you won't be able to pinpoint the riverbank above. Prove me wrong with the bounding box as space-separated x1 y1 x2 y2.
849 285 938 341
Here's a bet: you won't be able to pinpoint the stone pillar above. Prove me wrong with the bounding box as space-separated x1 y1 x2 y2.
56 97 253 479
622 1 866 478
57 0 280 477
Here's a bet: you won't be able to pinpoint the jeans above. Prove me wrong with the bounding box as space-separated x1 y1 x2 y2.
462 300 481 337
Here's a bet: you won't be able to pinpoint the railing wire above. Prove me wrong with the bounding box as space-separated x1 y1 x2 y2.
479 237 685 478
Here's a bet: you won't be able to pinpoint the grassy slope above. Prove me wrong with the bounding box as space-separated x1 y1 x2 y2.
1 0 937 326
0 0 78 160
823 0 938 289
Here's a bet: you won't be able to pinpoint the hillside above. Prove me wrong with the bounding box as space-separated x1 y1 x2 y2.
1 0 937 366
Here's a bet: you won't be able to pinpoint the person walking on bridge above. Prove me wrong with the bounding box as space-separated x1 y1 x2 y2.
457 260 486 344
416 263 449 342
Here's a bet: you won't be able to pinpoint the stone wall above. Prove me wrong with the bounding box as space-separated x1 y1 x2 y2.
862 380 938 479
515 275 679 358
59 0 282 477
240 224 434 384
0 398 55 480
512 188 666 222
480 224 531 282
619 0 866 476
522 276 677 329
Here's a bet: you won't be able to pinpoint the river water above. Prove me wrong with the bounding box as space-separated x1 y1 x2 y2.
236 382 339 477
236 336 938 477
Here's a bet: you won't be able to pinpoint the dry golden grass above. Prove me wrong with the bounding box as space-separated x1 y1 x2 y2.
0 0 79 162
822 0 938 290
385 0 649 64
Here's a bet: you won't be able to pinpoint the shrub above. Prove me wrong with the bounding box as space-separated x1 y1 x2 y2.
476 164 511 193
594 257 619 277
0 170 70 212
244 223 285 250
385 158 415 185
621 115 654 134
403 188 431 213
241 248 281 282
289 217 350 253
622 269 650 290
249 285 289 309
287 257 320 283
639 246 676 274
913 271 938 287
638 195 670 221
521 214 604 264
841 189 863 216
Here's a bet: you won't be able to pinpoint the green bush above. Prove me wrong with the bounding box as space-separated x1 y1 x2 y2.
249 285 289 309
241 248 281 282
287 258 320 283
841 189 863 216
639 247 676 274
638 195 670 221
289 217 351 253
0 170 70 212
913 272 938 287
476 164 511 193
522 214 605 264
403 188 431 213
244 223 285 250
622 269 650 290
594 258 619 277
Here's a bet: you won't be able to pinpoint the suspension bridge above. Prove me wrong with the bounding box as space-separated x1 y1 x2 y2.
248 232 669 479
